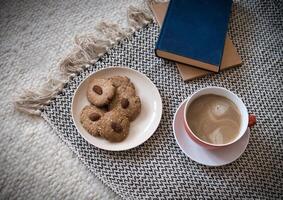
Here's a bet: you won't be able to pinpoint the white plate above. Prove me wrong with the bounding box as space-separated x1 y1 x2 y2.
72 67 163 151
173 100 250 166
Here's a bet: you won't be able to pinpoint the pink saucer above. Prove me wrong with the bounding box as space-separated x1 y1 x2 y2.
173 100 250 167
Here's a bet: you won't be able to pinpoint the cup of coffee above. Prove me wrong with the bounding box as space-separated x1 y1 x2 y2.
183 87 256 149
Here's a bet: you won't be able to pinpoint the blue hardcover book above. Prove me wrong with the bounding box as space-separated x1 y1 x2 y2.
155 0 233 72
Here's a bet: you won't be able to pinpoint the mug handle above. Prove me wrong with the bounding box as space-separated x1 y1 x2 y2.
248 114 256 127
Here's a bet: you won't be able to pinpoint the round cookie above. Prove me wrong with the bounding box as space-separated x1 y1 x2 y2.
110 76 130 87
116 82 136 97
80 105 105 136
110 95 141 121
87 78 115 107
110 76 136 96
99 111 130 142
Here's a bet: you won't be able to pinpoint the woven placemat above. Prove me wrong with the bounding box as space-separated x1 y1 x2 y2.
42 1 282 199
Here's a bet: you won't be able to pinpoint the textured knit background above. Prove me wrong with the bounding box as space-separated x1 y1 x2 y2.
0 0 143 199
41 0 283 199
1 0 283 199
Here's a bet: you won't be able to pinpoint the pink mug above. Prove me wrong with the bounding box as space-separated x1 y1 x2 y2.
183 87 256 149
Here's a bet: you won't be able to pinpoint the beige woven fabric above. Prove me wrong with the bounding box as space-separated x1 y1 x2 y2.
0 0 144 199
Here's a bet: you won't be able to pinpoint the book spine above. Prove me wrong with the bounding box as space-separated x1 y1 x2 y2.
155 0 174 52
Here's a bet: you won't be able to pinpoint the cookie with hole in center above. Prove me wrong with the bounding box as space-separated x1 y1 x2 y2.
80 105 105 136
87 78 115 107
99 111 130 142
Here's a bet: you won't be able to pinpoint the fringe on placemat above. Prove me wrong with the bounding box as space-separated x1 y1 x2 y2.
14 5 153 116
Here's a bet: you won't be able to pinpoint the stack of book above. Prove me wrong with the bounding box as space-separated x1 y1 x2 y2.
151 0 242 80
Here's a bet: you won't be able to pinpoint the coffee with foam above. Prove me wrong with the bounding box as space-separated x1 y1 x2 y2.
186 94 241 144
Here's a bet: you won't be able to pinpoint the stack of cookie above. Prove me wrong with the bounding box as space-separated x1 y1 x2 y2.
80 76 141 142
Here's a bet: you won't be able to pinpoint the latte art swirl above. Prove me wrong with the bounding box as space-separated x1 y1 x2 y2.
186 94 241 144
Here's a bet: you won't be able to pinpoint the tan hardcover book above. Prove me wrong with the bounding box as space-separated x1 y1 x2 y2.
149 1 242 81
